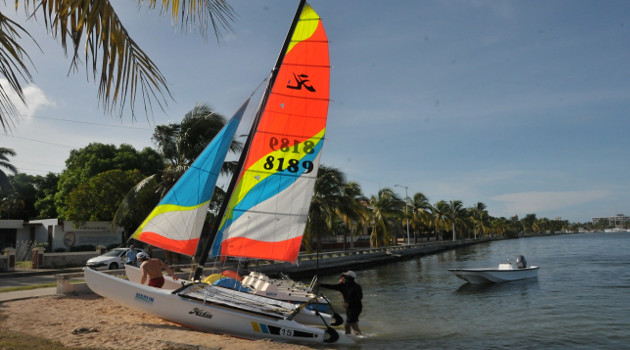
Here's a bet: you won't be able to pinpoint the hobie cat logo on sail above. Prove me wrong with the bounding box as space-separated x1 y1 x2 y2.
287 73 315 92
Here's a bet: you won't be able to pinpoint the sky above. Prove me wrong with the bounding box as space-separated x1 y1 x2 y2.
2 0 630 223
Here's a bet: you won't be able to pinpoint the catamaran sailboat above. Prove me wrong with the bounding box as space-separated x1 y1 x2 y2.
85 0 352 344
124 264 335 314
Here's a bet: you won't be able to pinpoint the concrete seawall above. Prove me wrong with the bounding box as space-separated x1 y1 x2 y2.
244 239 489 278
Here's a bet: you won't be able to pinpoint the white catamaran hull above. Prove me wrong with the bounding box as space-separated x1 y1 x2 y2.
449 266 539 284
121 265 333 326
84 268 352 344
125 265 332 314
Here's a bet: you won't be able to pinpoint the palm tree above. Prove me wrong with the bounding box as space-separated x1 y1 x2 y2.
410 192 432 243
112 104 238 241
431 200 450 241
306 165 347 252
521 213 537 234
337 181 368 250
0 1 235 131
470 202 488 239
0 147 17 192
152 104 240 195
446 200 465 241
367 188 404 247
305 165 368 253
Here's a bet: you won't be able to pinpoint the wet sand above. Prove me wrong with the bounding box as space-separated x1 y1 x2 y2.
1 293 325 350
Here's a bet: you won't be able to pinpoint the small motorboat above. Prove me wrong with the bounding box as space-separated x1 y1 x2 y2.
449 255 539 284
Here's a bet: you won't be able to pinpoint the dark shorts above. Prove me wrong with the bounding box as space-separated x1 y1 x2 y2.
148 277 165 288
346 305 362 324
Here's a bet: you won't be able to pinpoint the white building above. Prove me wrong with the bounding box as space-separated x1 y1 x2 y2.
592 214 630 227
0 219 123 252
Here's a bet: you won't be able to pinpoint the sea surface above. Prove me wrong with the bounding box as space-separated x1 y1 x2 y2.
313 232 630 349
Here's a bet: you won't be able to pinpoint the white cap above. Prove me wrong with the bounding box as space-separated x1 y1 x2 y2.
136 252 148 260
342 270 357 280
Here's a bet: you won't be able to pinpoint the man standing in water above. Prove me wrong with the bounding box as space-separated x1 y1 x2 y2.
319 270 363 335
137 252 178 288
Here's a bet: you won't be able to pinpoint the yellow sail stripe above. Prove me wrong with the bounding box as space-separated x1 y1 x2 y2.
132 201 209 238
286 4 320 54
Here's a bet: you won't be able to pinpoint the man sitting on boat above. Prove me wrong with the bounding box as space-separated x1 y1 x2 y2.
137 252 179 288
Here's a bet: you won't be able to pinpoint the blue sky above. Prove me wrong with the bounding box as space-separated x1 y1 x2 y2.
2 0 629 223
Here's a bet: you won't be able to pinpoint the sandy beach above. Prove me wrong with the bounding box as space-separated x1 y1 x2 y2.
1 293 326 350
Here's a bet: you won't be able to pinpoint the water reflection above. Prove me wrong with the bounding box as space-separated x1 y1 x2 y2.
455 278 539 295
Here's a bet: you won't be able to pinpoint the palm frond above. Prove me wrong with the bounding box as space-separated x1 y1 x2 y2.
0 12 38 131
21 0 235 121
110 173 160 233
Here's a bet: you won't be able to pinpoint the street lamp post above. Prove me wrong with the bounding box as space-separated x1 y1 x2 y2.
395 184 410 245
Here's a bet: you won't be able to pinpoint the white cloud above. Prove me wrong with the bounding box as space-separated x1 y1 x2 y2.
491 190 610 217
20 84 56 117
0 79 56 120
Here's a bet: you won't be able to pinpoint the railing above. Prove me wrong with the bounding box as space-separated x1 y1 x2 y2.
248 239 476 267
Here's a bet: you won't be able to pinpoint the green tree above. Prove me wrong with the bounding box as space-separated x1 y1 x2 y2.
33 173 60 218
65 169 145 224
338 181 368 250
55 143 163 219
507 215 523 237
431 200 450 241
306 165 347 252
152 104 238 195
445 200 465 241
0 172 60 220
0 147 17 192
367 188 404 247
304 166 367 252
470 202 489 239
410 192 432 243
521 213 537 233
2 173 38 219
0 0 235 131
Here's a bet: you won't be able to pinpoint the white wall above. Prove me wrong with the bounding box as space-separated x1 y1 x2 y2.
28 219 123 251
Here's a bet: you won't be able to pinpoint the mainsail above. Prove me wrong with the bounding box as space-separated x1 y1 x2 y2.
210 4 330 263
131 101 249 256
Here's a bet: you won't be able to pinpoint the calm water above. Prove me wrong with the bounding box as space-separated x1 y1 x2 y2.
313 232 630 349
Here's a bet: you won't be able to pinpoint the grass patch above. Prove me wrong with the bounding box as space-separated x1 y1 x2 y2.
0 283 56 293
15 261 31 269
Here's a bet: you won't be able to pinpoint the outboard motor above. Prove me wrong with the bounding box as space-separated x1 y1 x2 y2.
515 255 527 269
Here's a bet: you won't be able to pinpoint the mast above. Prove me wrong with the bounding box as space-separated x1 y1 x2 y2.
194 0 308 280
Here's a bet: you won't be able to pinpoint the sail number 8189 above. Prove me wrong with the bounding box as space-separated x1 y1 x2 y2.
266 137 316 173
264 156 314 173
